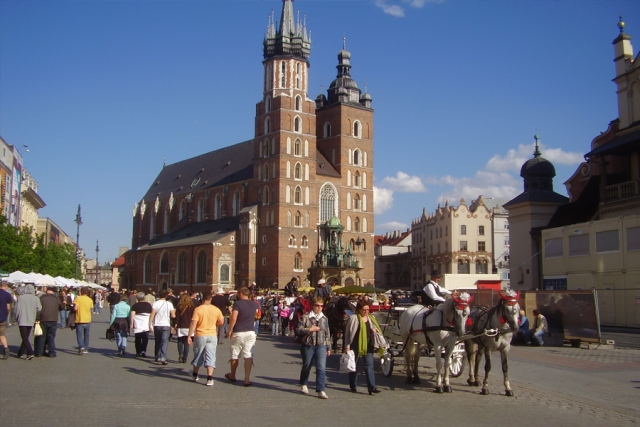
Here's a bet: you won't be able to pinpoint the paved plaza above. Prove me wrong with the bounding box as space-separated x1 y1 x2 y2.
1 311 639 427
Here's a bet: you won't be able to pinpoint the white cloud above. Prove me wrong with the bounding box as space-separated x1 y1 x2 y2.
377 221 410 233
403 0 445 8
374 0 405 17
374 185 395 214
380 171 427 192
485 143 583 173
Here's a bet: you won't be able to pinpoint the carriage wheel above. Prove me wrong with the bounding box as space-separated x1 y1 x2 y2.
381 350 394 377
448 350 465 378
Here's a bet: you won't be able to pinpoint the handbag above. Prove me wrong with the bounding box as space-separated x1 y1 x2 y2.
34 322 43 337
106 326 116 341
294 332 311 345
372 326 388 351
340 350 356 373
67 311 76 330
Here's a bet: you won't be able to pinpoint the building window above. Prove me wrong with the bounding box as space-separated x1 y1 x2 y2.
319 183 336 222
281 61 286 87
323 122 331 138
264 117 271 134
294 186 302 205
294 116 301 133
289 235 296 247
460 225 466 235
353 120 361 138
294 252 302 270
294 163 302 180
294 139 301 156
353 194 361 211
144 254 152 284
232 190 241 216
196 250 207 283
354 171 361 188
354 217 360 232
478 225 485 236
569 234 589 257
544 238 564 258
219 264 230 284
265 96 271 112
301 235 308 247
214 194 221 220
627 227 640 251
295 95 301 111
458 259 470 274
287 210 292 226
177 251 187 284
160 251 168 274
476 260 488 274
353 149 360 166
478 241 486 251
295 211 302 227
263 186 270 205
179 199 187 221
595 230 619 253
460 241 468 251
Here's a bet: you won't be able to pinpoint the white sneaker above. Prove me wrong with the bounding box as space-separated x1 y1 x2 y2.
300 385 308 394
206 379 214 387
317 391 328 399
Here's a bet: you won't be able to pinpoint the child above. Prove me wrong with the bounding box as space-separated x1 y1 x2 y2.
271 302 280 335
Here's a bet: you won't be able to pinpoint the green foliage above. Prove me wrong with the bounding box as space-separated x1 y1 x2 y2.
0 216 79 278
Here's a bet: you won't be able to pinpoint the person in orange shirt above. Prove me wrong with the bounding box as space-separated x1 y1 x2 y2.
187 290 224 386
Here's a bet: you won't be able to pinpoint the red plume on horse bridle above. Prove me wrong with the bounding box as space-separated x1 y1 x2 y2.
452 294 473 309
499 291 519 306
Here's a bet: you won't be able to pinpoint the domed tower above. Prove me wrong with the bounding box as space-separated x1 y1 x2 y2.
521 134 557 192
315 38 375 286
504 135 569 291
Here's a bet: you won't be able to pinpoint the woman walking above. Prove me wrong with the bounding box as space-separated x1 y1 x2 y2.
175 293 196 363
295 297 331 399
15 284 41 360
110 294 130 356
344 301 382 395
59 289 69 328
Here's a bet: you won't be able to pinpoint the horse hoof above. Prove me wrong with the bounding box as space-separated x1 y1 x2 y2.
444 385 452 393
467 379 476 387
434 386 444 394
480 388 489 395
505 390 514 397
412 377 421 385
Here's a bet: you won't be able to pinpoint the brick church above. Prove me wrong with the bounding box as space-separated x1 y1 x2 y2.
121 0 375 292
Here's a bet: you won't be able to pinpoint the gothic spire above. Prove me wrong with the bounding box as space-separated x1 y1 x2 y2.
263 0 311 60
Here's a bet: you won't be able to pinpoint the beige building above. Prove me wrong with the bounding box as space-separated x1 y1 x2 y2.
374 230 411 289
411 195 501 291
19 169 46 238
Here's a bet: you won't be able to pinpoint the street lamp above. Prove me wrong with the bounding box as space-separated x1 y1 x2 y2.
95 240 100 285
74 205 82 280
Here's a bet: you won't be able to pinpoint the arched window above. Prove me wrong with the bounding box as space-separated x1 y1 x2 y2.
353 120 361 138
179 199 187 221
196 250 207 283
353 149 360 166
214 194 221 220
160 251 169 273
164 205 170 233
287 210 292 226
219 264 230 284
301 235 308 247
177 251 187 283
264 117 271 134
265 96 271 112
294 116 301 133
354 217 360 232
263 186 270 205
296 63 301 89
144 254 152 284
353 194 361 211
319 183 336 222
232 190 241 216
294 139 301 156
264 163 269 181
294 186 302 204
289 235 296 246
476 260 488 274
354 171 361 188
281 61 286 87
197 199 204 222
294 252 302 270
458 259 470 274
323 122 331 138
295 211 302 227
263 140 269 157
295 95 301 111
294 163 302 180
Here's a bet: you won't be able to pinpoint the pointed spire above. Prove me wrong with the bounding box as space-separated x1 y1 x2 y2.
533 134 541 157
263 0 311 59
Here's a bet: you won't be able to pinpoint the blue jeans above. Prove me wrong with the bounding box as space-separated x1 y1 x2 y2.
154 326 170 361
76 323 91 350
349 352 376 392
116 330 128 351
254 320 260 335
94 303 101 314
300 345 328 392
272 320 279 335
34 321 58 356
59 310 68 328
532 329 545 345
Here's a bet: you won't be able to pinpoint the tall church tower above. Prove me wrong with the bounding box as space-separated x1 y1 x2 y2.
253 0 319 288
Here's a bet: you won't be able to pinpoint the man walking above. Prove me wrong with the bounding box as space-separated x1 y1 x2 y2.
284 277 299 297
74 287 94 355
226 287 259 386
15 284 41 360
211 289 231 344
0 280 13 359
34 287 64 357
130 292 152 357
149 289 175 364
188 290 224 386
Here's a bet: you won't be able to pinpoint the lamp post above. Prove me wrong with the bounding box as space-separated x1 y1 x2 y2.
95 240 100 285
74 205 82 280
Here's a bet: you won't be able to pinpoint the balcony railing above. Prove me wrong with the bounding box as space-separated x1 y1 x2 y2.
604 180 640 203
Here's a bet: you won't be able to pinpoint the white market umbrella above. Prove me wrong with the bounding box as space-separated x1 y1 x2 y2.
8 271 35 284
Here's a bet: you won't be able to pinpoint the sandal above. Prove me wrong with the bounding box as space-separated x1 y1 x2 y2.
224 373 237 383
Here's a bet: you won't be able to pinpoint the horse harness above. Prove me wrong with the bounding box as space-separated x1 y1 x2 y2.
407 305 455 347
469 304 512 342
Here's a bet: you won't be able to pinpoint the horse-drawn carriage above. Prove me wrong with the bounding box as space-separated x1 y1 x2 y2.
372 299 466 380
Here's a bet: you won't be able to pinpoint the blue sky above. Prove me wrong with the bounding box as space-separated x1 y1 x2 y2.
1 0 639 263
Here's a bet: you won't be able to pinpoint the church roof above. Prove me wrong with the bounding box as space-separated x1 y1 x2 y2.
141 140 254 203
546 176 600 228
584 124 640 158
316 149 341 177
137 216 240 251
503 190 569 208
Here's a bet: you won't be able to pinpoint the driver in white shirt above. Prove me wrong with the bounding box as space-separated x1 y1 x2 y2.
419 270 451 306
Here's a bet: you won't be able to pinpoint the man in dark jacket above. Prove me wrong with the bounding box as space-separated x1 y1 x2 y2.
212 289 231 343
284 277 299 297
35 287 64 357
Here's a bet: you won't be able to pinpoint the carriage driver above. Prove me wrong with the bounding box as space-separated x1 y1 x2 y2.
418 270 452 307
313 279 332 304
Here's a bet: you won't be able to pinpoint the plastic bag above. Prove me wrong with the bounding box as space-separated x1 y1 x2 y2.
340 350 356 373
34 322 43 337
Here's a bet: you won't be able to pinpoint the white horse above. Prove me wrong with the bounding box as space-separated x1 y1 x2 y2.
464 290 520 396
399 293 473 393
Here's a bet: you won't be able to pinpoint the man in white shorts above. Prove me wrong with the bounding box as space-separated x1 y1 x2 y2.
225 287 259 387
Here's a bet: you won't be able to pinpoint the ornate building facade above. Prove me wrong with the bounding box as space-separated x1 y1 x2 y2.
122 0 375 292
